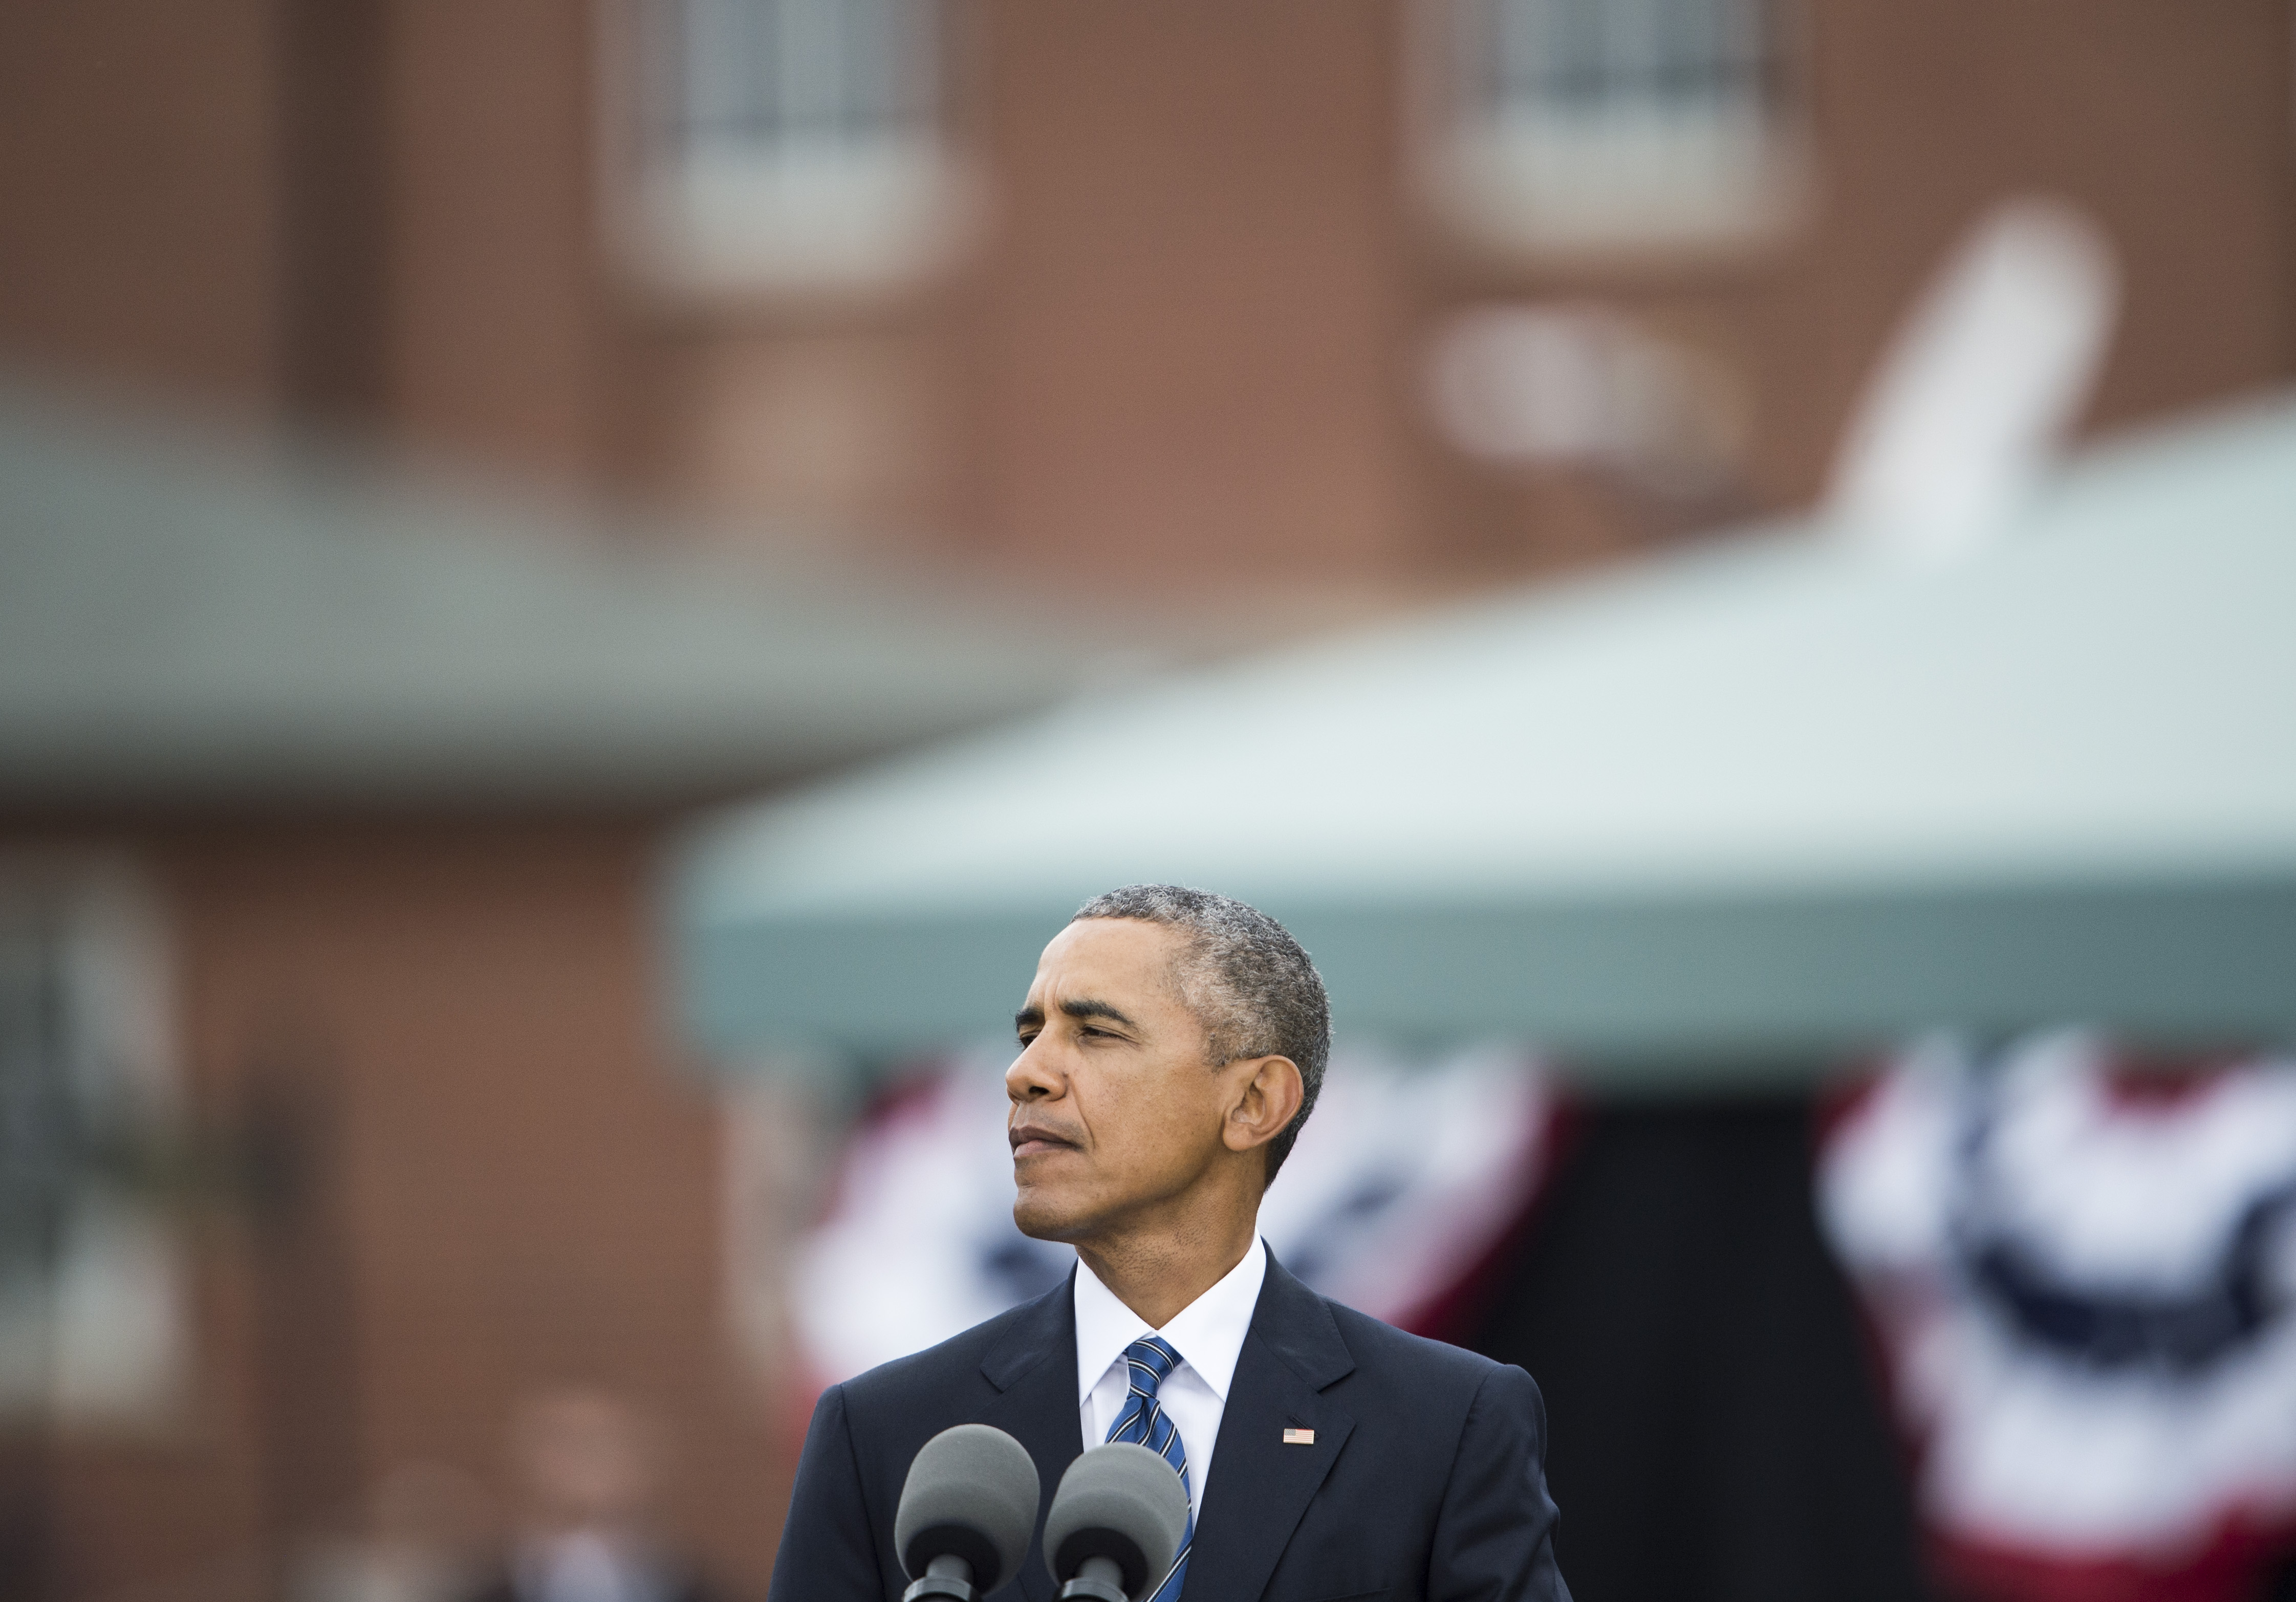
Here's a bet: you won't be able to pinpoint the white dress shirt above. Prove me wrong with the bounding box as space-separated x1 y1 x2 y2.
1073 1238 1268 1526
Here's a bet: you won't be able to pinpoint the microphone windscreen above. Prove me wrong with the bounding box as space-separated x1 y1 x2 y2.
894 1423 1041 1589
1043 1442 1189 1599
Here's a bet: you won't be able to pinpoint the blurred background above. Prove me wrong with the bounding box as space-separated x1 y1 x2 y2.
4 4 2295 1602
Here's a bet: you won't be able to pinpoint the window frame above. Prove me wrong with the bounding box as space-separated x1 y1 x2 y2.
599 0 983 303
0 855 187 1431
1406 0 1811 263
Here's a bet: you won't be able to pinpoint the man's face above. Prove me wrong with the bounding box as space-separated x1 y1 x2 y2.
1007 917 1237 1243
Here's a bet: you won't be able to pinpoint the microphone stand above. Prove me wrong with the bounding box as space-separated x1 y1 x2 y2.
1057 1555 1131 1602
903 1554 979 1601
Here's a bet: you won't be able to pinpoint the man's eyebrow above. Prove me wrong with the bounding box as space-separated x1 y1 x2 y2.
1013 997 1138 1033
1060 997 1136 1028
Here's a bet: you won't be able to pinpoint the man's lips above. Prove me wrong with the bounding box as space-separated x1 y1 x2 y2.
1009 1125 1079 1159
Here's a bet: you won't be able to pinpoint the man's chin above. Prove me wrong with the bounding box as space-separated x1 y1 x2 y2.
1012 1189 1091 1245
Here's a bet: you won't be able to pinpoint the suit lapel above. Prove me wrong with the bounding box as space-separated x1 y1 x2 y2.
1187 1252 1357 1602
978 1271 1085 1602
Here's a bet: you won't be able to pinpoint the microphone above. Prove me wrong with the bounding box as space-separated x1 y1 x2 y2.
894 1423 1042 1601
1042 1443 1191 1602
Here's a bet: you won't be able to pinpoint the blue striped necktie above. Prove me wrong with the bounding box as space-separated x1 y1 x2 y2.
1104 1334 1192 1602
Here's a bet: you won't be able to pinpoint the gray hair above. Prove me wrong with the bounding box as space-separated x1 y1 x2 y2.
1071 884 1329 1182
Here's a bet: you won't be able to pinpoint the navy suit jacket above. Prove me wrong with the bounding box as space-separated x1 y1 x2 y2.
769 1246 1570 1602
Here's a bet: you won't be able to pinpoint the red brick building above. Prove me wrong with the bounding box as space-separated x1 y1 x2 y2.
5 3 2288 590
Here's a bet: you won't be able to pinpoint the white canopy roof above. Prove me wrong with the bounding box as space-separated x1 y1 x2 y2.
674 394 2296 1077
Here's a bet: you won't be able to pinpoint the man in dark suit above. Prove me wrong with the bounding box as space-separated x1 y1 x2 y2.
770 886 1570 1602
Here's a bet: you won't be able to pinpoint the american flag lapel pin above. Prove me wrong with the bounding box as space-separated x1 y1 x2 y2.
1283 1427 1315 1445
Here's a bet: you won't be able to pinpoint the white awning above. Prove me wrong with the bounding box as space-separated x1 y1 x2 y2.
674 394 2296 1079
0 384 1103 805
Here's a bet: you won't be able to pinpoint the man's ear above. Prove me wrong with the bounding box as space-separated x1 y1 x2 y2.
1222 1055 1304 1156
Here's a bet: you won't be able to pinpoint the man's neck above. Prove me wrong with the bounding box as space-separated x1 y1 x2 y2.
1075 1213 1260 1329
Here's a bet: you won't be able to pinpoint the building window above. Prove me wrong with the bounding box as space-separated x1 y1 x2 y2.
613 0 977 296
0 862 185 1427
1416 0 1804 257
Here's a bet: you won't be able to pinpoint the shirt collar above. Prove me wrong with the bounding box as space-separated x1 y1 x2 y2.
1073 1237 1268 1408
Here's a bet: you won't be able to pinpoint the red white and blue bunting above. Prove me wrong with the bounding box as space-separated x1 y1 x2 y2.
1820 1031 2296 1602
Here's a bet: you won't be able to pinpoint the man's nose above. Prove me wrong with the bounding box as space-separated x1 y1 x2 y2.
1006 1039 1062 1102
